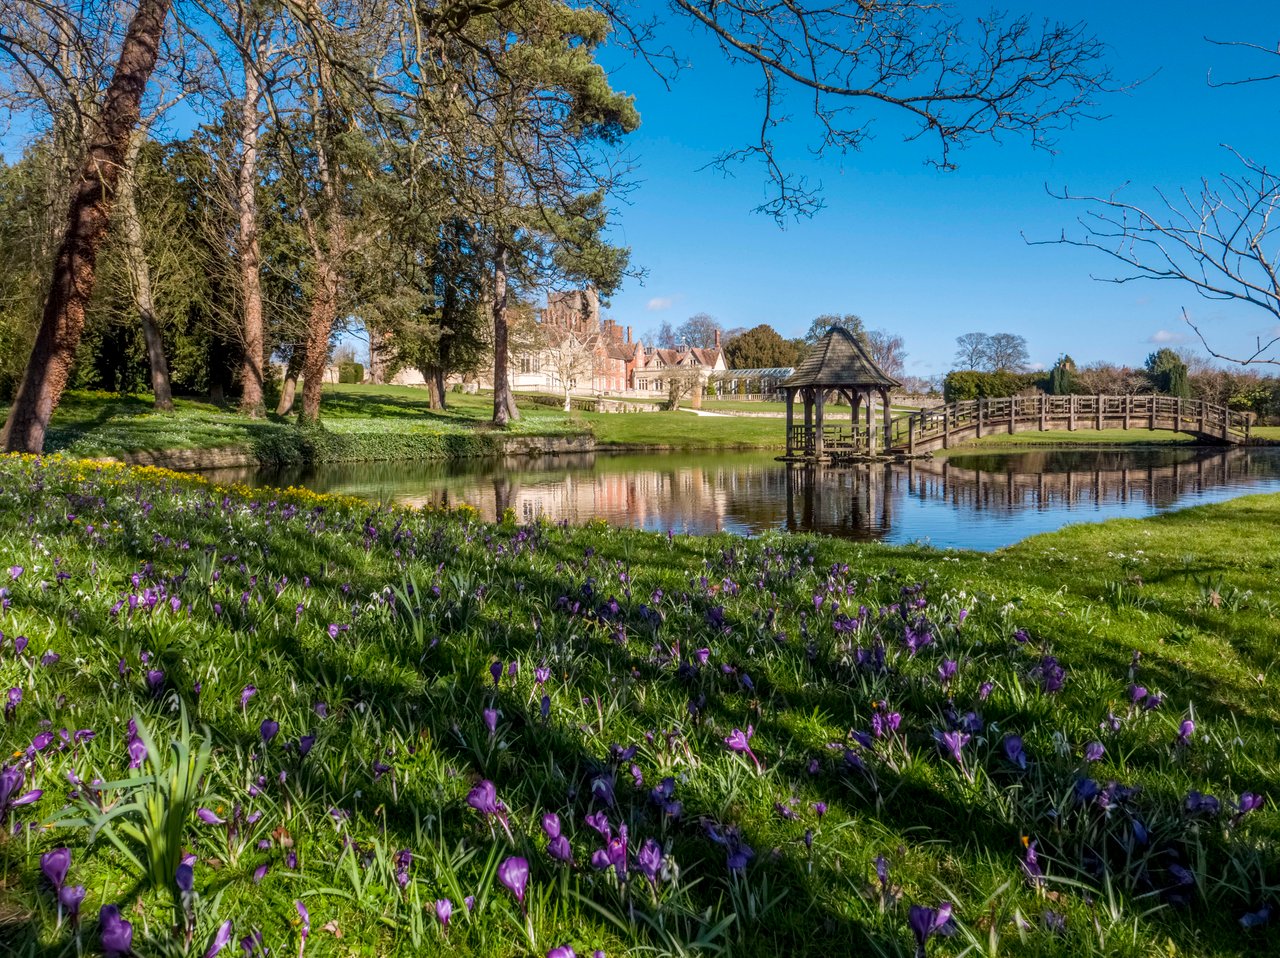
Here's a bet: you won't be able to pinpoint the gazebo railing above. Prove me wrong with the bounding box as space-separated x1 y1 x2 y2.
787 424 871 455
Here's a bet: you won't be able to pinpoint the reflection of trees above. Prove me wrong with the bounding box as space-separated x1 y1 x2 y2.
203 447 1280 541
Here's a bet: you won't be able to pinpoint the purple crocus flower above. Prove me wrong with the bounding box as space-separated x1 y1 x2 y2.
548 834 573 863
176 862 195 894
1022 838 1043 886
498 856 530 909
145 670 165 697
483 708 499 737
100 905 134 957
542 812 561 838
548 948 576 958
1232 792 1264 826
1240 905 1272 929
1176 719 1195 746
636 838 662 885
260 719 279 743
9 565 22 580
4 686 20 720
127 736 148 769
935 730 969 766
298 734 315 757
937 660 957 685
1185 790 1221 816
1002 735 1027 770
467 780 512 839
60 884 86 922
41 847 71 890
435 897 452 929
907 903 955 957
197 807 226 825
585 811 611 839
240 686 257 708
490 661 503 687
0 764 42 817
724 725 762 771
1084 742 1105 762
205 919 234 958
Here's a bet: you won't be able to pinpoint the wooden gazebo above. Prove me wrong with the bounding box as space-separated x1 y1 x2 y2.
781 327 902 459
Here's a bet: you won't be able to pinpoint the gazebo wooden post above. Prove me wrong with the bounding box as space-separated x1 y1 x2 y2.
785 387 796 455
803 388 813 455
864 388 874 455
880 387 892 454
814 387 826 459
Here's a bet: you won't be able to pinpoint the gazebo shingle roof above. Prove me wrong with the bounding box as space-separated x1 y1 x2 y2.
782 326 901 390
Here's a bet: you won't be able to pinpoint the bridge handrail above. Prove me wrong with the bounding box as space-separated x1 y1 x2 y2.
889 394 1251 450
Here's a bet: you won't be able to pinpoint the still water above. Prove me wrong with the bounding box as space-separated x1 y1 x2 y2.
204 447 1280 551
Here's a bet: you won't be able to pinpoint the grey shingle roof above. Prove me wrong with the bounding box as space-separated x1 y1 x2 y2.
782 327 901 389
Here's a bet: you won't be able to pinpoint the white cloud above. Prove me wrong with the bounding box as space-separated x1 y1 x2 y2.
1148 329 1189 345
646 296 675 311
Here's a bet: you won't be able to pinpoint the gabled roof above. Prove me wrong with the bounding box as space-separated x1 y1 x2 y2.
782 327 901 389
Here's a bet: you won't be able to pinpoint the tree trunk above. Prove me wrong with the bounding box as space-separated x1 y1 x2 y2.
1 0 173 452
237 44 266 418
298 218 344 423
434 367 448 409
120 133 173 411
276 346 304 415
423 366 447 410
491 242 519 425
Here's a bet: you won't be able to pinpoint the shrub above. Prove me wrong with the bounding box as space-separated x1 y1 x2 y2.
943 370 1042 402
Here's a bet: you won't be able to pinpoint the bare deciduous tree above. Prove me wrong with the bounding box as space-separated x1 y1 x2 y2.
1042 39 1280 366
865 329 906 378
650 2 1113 219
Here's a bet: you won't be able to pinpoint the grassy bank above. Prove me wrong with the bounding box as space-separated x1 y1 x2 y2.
28 387 785 465
0 454 1277 957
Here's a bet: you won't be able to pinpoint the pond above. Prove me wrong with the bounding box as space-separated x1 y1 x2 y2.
203 445 1280 550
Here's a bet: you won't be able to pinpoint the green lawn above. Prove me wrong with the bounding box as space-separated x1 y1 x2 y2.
0 455 1277 957
14 388 1270 465
21 386 786 461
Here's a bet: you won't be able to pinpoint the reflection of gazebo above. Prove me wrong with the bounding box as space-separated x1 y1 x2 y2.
781 327 902 459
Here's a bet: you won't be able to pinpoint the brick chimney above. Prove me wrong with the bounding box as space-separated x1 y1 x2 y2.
626 326 632 344
714 329 721 349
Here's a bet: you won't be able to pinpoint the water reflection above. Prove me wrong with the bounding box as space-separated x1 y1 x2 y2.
204 446 1280 550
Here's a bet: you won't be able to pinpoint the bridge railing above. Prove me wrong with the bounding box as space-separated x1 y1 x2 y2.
889 394 1252 452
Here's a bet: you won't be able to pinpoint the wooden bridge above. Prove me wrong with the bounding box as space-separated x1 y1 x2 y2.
886 395 1252 455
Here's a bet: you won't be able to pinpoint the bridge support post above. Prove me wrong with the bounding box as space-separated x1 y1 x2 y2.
1124 395 1131 430
1068 395 1077 431
942 409 950 449
976 399 984 438
1039 394 1047 431
1175 398 1182 434
1096 394 1103 431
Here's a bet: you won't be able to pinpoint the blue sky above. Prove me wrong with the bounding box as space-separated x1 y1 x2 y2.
592 2 1280 379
